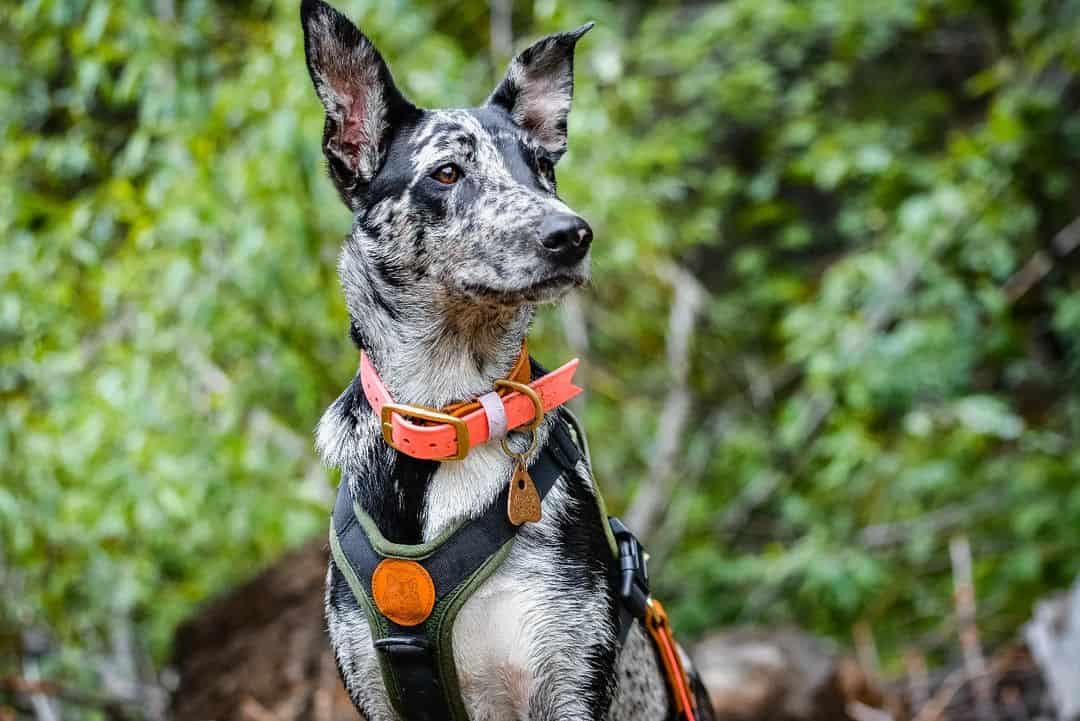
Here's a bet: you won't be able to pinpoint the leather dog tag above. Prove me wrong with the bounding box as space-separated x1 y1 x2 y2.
507 461 542 525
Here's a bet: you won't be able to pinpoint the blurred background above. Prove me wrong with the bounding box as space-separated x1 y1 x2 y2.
4 0 1080 719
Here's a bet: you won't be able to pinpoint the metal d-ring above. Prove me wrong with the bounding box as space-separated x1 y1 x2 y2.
493 379 544 431
493 379 544 457
500 426 539 458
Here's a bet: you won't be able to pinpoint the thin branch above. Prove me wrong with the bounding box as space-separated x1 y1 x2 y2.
858 495 1003 550
904 647 931 712
949 535 996 721
910 647 1013 721
489 0 513 69
649 409 734 566
624 263 706 541
853 621 881 682
1002 215 1080 303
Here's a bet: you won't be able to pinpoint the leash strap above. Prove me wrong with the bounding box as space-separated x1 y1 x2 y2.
609 518 700 721
330 418 583 721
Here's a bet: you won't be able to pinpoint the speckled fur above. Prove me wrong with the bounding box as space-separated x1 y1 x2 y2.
300 2 713 719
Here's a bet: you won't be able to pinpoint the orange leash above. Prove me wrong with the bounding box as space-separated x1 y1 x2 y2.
644 598 698 721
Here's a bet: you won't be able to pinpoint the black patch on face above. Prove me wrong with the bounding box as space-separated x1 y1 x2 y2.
374 257 408 289
349 320 367 350
411 182 452 222
469 105 553 193
411 228 428 280
361 263 401 321
448 174 482 216
362 113 428 209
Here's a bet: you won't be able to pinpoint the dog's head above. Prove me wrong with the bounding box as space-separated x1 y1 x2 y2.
301 0 593 311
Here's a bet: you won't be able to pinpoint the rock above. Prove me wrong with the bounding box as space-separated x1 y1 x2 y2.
1025 577 1080 721
171 540 359 721
692 627 886 721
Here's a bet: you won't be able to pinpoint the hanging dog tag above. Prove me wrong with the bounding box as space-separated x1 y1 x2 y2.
507 459 542 525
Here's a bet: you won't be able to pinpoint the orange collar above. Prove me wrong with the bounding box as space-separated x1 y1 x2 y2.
359 343 582 461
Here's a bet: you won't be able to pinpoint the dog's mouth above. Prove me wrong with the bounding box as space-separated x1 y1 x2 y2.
517 272 587 302
457 268 588 305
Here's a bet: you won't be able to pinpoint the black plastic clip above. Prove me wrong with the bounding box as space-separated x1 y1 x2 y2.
373 635 431 658
609 516 650 619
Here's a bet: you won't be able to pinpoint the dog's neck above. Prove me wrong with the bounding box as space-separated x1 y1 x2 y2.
319 236 542 543
357 295 533 409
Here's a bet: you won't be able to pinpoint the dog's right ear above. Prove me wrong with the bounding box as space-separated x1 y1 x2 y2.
300 0 418 205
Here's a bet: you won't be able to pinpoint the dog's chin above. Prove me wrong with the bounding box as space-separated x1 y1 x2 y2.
517 272 588 303
455 269 589 306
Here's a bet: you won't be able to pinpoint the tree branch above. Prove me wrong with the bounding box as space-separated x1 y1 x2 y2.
624 263 707 541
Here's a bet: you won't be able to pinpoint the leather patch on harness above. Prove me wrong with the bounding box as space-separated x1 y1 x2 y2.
371 559 436 627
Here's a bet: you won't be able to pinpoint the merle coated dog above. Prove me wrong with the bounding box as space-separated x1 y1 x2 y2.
300 1 714 719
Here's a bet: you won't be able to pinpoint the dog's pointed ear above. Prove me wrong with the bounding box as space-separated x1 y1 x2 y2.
301 0 418 202
487 23 593 155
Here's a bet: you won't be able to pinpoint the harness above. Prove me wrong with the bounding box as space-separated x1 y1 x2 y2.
330 352 700 721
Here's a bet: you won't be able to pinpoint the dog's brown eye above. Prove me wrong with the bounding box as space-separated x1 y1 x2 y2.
431 164 461 185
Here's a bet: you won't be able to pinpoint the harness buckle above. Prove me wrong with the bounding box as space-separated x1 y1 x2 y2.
373 635 432 656
381 403 471 461
609 517 650 619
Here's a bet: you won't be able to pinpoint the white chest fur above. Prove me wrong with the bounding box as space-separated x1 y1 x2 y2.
421 428 553 720
447 481 613 721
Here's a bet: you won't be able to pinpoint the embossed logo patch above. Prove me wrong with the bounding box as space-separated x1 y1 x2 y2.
371 559 436 627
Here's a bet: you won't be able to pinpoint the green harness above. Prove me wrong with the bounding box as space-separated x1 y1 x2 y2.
330 414 620 721
329 410 697 721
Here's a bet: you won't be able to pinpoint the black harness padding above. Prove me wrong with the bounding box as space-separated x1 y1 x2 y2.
331 416 584 721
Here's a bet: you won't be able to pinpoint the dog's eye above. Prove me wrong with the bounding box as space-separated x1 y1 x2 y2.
431 164 461 185
537 157 555 182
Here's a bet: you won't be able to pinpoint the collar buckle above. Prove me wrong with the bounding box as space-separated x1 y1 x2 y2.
380 403 471 461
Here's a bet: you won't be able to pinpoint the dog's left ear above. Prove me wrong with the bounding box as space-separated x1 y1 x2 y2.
487 23 594 155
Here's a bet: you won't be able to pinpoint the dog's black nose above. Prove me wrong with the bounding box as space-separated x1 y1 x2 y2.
538 214 593 265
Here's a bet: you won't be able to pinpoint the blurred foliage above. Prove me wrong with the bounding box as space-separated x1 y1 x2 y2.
3 0 1080 704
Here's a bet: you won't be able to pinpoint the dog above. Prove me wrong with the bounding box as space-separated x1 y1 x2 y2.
300 1 715 719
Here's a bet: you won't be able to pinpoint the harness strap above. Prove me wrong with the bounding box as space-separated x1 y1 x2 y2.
330 418 582 721
609 517 700 721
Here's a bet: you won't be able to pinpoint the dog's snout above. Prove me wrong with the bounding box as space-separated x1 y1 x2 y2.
538 214 593 265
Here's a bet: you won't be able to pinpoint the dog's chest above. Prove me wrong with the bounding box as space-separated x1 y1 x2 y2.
424 444 568 719
449 534 560 719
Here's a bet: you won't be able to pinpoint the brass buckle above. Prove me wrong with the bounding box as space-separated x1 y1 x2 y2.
380 403 470 461
493 379 544 431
